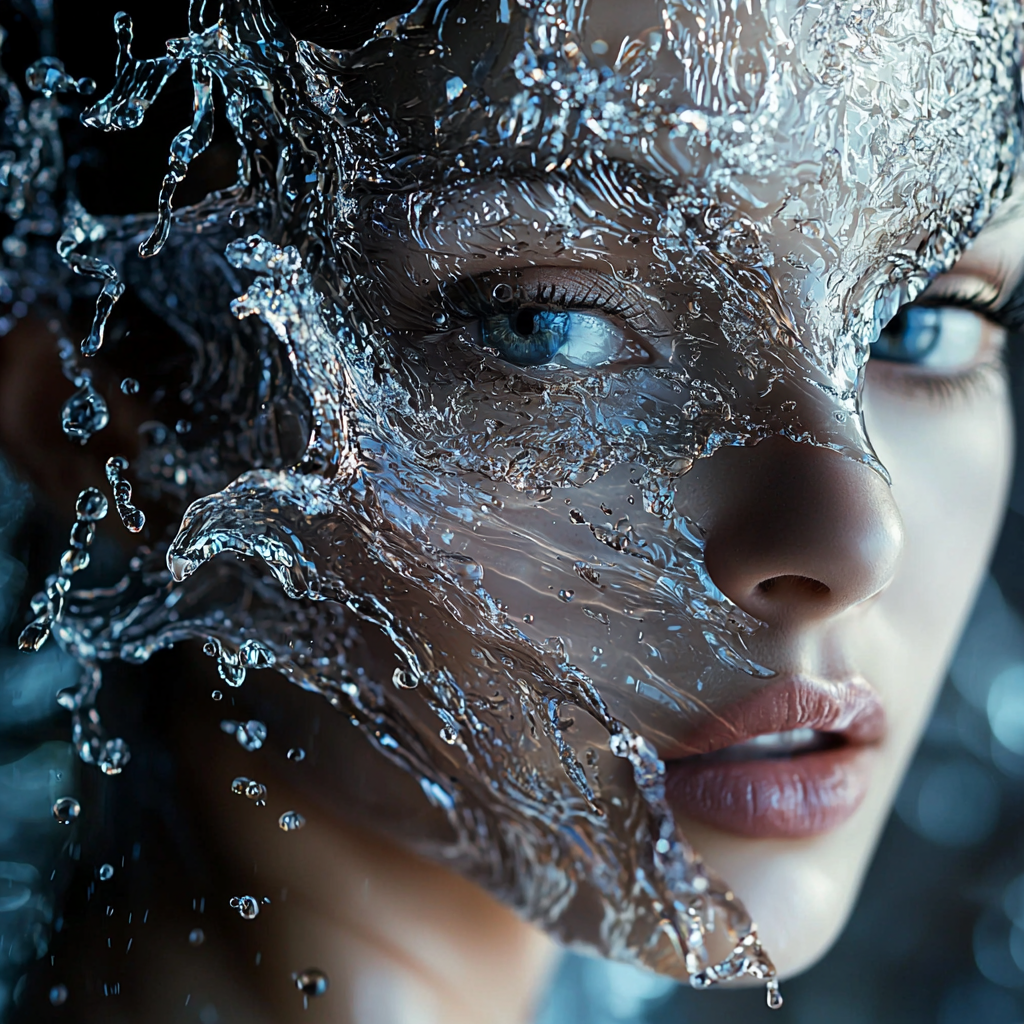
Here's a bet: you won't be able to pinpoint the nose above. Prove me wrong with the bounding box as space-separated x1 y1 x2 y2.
699 436 903 627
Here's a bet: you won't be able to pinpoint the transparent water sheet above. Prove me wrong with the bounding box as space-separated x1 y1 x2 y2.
3 0 1022 1007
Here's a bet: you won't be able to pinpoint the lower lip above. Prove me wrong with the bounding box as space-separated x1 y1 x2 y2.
664 743 875 839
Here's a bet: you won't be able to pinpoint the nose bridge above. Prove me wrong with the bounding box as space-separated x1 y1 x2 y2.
696 435 904 628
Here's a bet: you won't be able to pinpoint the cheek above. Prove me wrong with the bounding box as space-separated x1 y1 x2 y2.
862 369 1014 736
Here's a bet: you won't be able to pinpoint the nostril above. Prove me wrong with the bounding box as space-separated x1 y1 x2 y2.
757 575 831 597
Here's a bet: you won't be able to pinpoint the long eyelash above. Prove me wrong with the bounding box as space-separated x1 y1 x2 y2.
880 282 1013 404
921 270 1024 334
439 275 646 326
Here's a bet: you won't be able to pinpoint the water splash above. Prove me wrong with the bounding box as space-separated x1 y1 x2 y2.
5 0 1022 1004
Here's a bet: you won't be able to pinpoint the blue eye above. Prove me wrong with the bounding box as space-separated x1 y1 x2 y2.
480 307 629 368
872 306 987 371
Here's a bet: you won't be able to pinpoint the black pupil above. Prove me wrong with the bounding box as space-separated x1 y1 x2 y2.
514 308 539 336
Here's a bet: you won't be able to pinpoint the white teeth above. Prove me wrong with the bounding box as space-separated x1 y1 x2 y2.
704 728 839 762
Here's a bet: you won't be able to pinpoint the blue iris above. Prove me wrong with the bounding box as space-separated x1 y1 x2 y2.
479 307 626 368
871 307 942 363
481 308 573 366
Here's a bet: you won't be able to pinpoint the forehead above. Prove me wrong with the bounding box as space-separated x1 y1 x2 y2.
308 0 1021 311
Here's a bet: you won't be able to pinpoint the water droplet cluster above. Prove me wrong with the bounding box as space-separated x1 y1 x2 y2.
231 776 267 805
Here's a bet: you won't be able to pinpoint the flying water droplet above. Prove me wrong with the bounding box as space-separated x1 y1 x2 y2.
236 721 267 752
98 863 114 881
294 968 328 999
245 779 266 800
286 747 305 762
230 895 260 920
98 737 130 775
48 984 68 1006
392 668 417 689
105 456 145 532
52 797 80 824
211 689 223 701
766 980 783 1009
189 927 205 946
75 487 108 521
278 810 305 832
61 379 109 443
120 377 139 395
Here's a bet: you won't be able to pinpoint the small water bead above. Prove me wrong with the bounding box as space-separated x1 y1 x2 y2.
61 379 109 444
98 863 114 881
278 810 306 832
98 738 130 775
52 797 80 824
558 589 575 602
48 984 68 1006
189 927 205 946
236 720 267 752
391 668 417 689
492 283 513 303
230 895 260 920
120 377 139 395
286 747 305 762
211 690 223 701
766 980 783 1009
294 969 328 999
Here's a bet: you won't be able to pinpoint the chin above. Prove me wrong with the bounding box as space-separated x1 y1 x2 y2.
673 743 897 981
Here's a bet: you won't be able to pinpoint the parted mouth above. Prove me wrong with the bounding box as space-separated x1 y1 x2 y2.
663 677 886 838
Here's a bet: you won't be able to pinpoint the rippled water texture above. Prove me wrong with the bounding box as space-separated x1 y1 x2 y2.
3 0 1022 1004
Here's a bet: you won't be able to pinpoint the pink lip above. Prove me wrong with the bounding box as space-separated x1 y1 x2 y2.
663 677 886 839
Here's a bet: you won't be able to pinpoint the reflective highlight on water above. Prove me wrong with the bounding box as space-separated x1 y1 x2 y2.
3 0 1022 1004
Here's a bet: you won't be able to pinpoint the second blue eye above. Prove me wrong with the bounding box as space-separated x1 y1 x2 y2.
480 307 628 368
872 307 944 363
872 306 986 370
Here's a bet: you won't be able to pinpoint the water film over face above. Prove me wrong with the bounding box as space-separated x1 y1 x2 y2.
5 0 1023 1006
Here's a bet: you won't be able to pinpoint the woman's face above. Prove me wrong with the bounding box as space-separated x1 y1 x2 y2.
160 0 1021 988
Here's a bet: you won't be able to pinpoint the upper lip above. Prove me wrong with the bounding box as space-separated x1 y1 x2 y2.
662 675 886 760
